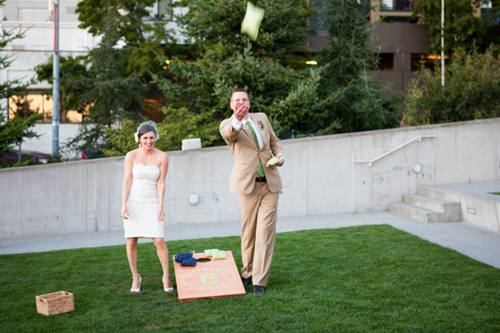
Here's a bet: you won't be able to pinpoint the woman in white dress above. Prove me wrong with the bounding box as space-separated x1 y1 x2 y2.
121 121 174 293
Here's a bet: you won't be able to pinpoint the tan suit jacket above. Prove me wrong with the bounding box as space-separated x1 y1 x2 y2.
220 112 283 195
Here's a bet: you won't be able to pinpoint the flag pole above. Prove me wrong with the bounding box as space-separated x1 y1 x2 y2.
441 0 445 87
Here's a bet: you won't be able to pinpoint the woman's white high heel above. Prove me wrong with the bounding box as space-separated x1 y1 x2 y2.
162 276 174 292
130 275 142 293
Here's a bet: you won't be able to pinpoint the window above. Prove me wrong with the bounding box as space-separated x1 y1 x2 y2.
482 0 493 8
481 0 499 19
19 9 49 22
8 92 84 123
309 0 327 35
380 0 414 11
373 53 395 71
411 54 449 71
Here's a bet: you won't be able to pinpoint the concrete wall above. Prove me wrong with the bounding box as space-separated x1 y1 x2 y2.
1 118 500 239
423 183 500 232
461 193 500 232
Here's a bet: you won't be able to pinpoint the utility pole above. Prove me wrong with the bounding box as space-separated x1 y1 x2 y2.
52 0 60 156
441 0 445 88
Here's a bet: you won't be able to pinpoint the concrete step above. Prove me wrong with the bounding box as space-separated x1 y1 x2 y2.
418 186 461 202
402 194 462 221
389 202 441 223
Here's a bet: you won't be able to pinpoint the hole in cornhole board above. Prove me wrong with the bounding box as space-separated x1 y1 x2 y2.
197 257 211 263
173 251 246 302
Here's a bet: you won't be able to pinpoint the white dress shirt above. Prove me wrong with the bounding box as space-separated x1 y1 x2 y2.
232 115 263 149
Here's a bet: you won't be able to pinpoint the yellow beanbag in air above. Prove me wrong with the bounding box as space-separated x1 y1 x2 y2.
241 2 265 41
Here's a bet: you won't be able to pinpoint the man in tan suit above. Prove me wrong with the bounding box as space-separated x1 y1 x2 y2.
219 89 284 295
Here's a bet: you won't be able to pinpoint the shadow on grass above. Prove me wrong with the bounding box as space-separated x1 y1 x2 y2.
1 225 499 332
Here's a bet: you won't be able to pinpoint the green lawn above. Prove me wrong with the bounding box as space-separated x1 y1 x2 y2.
1 225 499 332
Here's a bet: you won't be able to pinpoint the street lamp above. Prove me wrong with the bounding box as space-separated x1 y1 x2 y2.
52 0 60 156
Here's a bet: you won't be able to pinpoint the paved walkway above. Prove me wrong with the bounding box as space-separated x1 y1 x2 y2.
1 211 499 269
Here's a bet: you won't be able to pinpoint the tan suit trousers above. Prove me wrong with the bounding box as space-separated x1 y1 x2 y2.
238 181 279 286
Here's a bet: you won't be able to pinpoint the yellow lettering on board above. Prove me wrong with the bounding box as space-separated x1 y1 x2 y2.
201 273 218 284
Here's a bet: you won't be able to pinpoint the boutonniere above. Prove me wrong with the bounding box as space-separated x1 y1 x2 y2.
257 120 264 129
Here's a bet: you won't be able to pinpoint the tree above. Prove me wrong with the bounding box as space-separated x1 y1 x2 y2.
0 0 42 165
314 0 400 135
33 0 175 157
0 112 42 165
62 25 148 156
412 0 500 55
271 66 325 136
175 0 313 65
150 0 401 147
103 106 209 155
76 0 175 78
0 3 27 102
60 0 403 156
77 0 157 44
403 48 500 126
36 11 154 156
34 55 88 122
150 0 314 148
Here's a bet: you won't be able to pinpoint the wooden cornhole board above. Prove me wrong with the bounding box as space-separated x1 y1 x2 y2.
173 251 246 301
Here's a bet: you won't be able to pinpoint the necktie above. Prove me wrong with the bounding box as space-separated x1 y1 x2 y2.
246 121 265 178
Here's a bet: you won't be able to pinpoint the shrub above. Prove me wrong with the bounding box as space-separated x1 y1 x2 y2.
403 48 500 126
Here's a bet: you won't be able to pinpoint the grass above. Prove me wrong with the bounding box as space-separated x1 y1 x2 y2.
489 192 500 196
1 225 499 332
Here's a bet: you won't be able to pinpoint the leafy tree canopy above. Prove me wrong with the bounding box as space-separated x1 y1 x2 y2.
412 0 500 54
76 0 176 79
35 23 149 156
139 0 315 151
0 113 42 155
36 0 172 156
0 0 42 165
314 0 400 135
175 0 314 65
63 27 148 155
34 55 88 114
77 0 157 44
0 9 29 103
64 0 403 156
403 48 500 126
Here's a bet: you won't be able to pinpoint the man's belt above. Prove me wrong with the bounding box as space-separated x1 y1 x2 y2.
256 176 266 182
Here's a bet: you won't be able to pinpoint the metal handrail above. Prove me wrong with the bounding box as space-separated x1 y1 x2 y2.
353 135 435 167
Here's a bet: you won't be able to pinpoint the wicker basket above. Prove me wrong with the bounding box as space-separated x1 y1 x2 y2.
36 291 74 316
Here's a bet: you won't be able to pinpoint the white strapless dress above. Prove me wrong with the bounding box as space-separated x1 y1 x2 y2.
123 164 164 238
